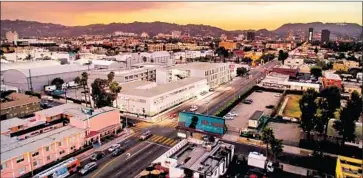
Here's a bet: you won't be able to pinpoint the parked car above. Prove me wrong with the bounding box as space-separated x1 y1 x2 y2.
265 105 275 109
90 151 105 161
209 88 215 92
190 105 198 112
112 148 125 157
108 144 121 152
243 99 253 104
223 115 234 120
79 162 98 176
121 120 136 127
227 112 238 117
140 131 152 141
274 93 282 97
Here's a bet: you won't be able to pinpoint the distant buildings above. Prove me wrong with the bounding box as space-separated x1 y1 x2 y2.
308 28 314 42
5 31 18 43
0 93 40 121
218 41 237 50
321 29 330 44
220 34 227 41
171 31 182 39
246 32 255 41
113 31 137 37
258 72 320 91
140 32 149 38
272 65 299 78
322 73 342 89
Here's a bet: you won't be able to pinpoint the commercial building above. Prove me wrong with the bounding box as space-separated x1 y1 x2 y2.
89 65 160 83
284 58 304 67
247 32 255 41
5 31 19 43
171 31 182 39
258 72 320 91
149 138 235 178
308 28 314 42
272 65 299 78
1 60 61 74
322 73 342 89
321 30 330 44
0 93 40 121
218 41 237 50
117 77 209 118
90 60 123 70
157 62 231 89
336 156 362 178
0 126 85 178
148 44 164 52
2 64 93 92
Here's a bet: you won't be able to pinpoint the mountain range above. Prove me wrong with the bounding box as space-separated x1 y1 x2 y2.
1 20 362 38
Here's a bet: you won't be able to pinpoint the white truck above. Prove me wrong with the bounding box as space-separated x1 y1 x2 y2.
45 85 56 92
67 81 79 88
248 152 274 172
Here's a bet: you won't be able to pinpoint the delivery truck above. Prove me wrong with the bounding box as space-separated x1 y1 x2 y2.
248 152 274 172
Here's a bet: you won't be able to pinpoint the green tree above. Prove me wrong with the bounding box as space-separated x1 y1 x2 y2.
236 67 248 77
74 76 81 85
316 60 327 70
320 86 341 118
91 78 113 108
299 88 318 140
333 91 362 146
109 81 122 107
278 50 287 64
51 77 64 89
270 138 283 161
310 66 322 78
143 56 147 63
261 127 275 157
81 72 90 107
107 71 115 84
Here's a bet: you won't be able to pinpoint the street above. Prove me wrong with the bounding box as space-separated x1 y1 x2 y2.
70 61 280 178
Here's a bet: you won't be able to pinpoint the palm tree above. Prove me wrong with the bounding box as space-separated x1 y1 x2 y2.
74 76 81 99
81 72 90 107
261 127 275 157
270 138 283 161
109 81 122 108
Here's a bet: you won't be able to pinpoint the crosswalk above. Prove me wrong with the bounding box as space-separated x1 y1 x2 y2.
146 135 179 147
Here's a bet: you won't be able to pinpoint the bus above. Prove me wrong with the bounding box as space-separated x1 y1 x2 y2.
33 157 81 178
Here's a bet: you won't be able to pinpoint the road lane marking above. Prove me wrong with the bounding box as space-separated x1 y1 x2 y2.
91 142 151 178
125 143 152 161
151 135 163 142
164 139 175 146
145 141 171 148
157 137 169 143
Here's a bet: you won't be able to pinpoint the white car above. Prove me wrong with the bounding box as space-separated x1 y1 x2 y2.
108 144 121 152
227 112 238 117
223 115 234 120
274 93 282 97
190 105 198 112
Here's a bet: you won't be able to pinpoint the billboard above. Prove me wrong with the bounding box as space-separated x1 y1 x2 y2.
178 112 226 135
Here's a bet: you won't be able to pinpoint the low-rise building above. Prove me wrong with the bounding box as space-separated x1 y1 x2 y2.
343 83 362 95
0 93 40 120
219 41 237 50
272 65 299 78
148 138 235 178
259 72 320 91
322 73 342 89
284 58 304 67
117 77 209 118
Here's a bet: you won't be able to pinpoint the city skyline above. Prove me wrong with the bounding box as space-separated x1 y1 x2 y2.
1 2 362 30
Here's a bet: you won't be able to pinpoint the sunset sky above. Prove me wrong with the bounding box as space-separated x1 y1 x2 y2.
1 2 362 30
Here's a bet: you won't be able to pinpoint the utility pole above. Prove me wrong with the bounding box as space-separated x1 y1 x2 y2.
28 69 33 92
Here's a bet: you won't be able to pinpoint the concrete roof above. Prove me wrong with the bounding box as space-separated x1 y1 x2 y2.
119 77 206 98
65 106 117 121
35 103 84 117
1 126 84 162
1 93 40 110
1 118 27 132
6 64 92 78
324 73 342 80
1 60 61 72
172 62 228 71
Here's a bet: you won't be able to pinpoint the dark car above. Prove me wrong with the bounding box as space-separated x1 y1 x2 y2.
242 99 253 104
112 148 125 157
121 120 136 127
90 151 105 161
265 105 275 109
79 162 98 176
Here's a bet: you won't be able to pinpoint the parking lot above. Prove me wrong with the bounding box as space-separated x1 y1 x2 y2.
225 91 281 130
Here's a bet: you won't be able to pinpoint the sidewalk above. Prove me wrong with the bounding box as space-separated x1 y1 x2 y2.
76 129 134 162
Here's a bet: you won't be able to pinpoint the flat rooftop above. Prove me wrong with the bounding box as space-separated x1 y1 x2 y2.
119 77 206 98
1 126 84 162
35 103 84 117
172 62 228 71
324 73 342 80
1 93 40 110
1 117 27 133
65 106 117 121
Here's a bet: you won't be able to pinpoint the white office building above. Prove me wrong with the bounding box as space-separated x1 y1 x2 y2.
157 62 231 88
117 77 209 118
150 138 235 178
258 72 320 91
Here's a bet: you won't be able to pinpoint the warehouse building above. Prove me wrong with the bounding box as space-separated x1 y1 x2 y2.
2 64 93 92
117 77 209 119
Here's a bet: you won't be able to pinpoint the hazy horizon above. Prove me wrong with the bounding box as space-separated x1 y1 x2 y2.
1 2 362 31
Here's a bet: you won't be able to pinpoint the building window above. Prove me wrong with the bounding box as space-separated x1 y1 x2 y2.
47 155 51 161
45 146 50 152
58 141 62 146
16 156 24 163
71 146 75 150
32 152 39 157
33 161 39 167
18 167 26 175
1 163 7 171
59 150 65 155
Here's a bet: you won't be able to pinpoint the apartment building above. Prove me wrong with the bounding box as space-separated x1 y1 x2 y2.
0 93 41 121
165 62 232 88
322 73 342 89
148 44 164 52
117 77 209 118
219 41 237 50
